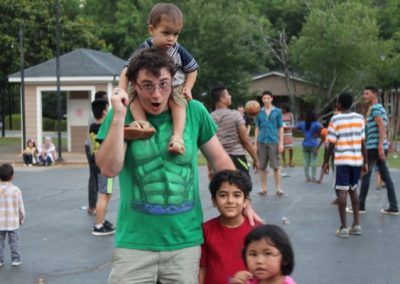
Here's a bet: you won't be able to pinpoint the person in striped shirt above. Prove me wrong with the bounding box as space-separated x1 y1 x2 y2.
357 85 399 215
209 83 259 178
323 92 367 238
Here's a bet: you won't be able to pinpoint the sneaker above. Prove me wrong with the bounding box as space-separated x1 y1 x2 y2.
11 259 22 266
336 227 349 238
103 220 115 230
346 207 366 214
349 225 362 235
380 208 400 216
0 260 3 267
87 208 96 216
92 225 115 236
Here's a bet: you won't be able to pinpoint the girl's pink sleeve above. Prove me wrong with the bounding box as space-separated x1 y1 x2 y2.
283 276 297 284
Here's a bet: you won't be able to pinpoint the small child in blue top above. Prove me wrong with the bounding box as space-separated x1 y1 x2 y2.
295 111 322 182
118 3 198 156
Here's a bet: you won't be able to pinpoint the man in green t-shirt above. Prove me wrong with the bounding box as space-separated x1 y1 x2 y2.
96 49 262 283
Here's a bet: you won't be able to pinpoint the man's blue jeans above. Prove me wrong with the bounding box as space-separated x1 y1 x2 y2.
359 149 398 211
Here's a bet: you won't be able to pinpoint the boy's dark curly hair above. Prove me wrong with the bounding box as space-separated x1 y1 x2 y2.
209 170 252 199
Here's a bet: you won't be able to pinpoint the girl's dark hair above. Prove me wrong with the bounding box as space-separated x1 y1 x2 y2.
209 170 252 199
0 163 14 182
305 111 316 131
26 138 36 148
242 224 294 276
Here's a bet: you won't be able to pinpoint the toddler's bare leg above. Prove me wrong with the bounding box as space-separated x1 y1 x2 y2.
124 96 155 141
168 99 185 155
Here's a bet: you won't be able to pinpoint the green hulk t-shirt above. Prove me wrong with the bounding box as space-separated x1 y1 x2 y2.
97 100 217 250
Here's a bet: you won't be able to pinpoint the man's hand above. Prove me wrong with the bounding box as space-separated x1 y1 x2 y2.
378 146 385 161
253 159 259 173
182 86 193 101
362 163 368 175
111 87 128 118
278 143 284 153
243 203 264 226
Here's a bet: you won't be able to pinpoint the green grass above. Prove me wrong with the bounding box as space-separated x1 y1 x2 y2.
198 145 400 169
0 137 21 146
289 145 400 169
0 137 67 148
3 137 400 168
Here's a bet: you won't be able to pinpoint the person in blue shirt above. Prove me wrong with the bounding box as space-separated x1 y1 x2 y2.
254 91 285 196
295 111 322 183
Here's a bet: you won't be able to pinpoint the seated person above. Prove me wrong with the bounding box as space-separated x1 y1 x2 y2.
38 136 56 166
21 138 37 166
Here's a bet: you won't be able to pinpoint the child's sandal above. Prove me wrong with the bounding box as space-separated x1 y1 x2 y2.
168 135 185 155
124 120 155 141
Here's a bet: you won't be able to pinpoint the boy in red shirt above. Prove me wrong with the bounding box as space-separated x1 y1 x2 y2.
199 170 255 284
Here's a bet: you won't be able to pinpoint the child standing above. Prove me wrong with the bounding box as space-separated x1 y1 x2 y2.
295 111 322 183
231 224 296 284
119 2 198 155
199 170 254 284
89 97 115 236
0 163 25 267
323 92 367 238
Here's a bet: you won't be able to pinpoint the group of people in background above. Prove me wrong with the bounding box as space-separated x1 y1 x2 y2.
242 84 398 241
20 136 56 167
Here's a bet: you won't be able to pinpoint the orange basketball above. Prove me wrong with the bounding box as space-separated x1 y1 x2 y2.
244 100 261 116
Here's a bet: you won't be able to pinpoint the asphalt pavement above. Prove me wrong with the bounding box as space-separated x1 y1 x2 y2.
0 165 399 284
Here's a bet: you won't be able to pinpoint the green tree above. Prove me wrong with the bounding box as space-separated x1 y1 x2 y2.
0 0 106 135
291 2 381 113
80 0 269 108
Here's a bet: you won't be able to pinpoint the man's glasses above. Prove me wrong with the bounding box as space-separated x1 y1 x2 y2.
135 81 172 94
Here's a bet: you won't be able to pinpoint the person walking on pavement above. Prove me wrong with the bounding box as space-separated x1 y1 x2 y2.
295 111 322 183
0 163 25 266
281 104 295 167
323 92 367 238
209 83 259 178
254 90 285 197
89 96 116 236
348 85 399 215
85 91 109 216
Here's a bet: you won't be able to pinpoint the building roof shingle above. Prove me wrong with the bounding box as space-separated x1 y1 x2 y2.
9 48 125 79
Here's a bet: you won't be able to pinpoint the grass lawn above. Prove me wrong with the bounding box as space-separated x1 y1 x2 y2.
198 144 400 169
0 137 67 148
3 136 399 169
0 137 21 146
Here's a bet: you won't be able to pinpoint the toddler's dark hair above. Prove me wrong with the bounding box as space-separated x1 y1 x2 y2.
0 163 14 182
148 3 183 26
209 170 252 199
242 224 294 276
